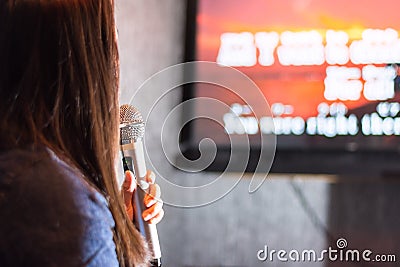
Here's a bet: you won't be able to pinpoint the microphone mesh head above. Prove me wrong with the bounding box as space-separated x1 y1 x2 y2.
119 104 145 142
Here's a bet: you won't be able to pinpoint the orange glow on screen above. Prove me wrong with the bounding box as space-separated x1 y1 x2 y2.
195 0 400 121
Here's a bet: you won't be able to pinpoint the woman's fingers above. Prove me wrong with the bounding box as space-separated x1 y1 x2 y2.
121 170 136 220
142 183 163 223
144 183 161 207
145 170 156 184
121 170 164 224
148 208 165 225
122 170 136 192
142 199 164 223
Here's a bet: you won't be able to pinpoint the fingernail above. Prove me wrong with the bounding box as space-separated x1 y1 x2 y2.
143 212 151 221
144 196 155 207
148 200 156 207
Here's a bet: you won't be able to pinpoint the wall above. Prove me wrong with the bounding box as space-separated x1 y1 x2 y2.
116 1 400 267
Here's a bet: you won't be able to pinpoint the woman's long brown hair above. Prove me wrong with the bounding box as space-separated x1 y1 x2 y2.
0 0 150 266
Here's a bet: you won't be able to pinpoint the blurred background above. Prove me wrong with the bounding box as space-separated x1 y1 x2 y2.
116 1 400 266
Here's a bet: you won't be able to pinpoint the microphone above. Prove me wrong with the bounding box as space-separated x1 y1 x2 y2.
119 104 162 267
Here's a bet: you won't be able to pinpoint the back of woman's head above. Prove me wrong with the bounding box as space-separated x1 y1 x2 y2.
0 0 118 160
0 0 150 265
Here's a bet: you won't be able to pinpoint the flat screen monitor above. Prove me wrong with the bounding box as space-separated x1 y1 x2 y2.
181 0 400 176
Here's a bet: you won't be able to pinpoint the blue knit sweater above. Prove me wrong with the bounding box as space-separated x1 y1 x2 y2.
0 147 119 266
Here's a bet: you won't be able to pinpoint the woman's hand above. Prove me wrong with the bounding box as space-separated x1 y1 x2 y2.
121 170 164 224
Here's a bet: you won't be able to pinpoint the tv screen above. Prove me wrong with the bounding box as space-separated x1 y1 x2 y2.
181 0 400 176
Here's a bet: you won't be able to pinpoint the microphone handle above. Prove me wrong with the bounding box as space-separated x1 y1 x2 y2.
121 139 162 266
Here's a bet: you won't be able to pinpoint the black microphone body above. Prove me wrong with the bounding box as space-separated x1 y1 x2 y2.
120 105 162 267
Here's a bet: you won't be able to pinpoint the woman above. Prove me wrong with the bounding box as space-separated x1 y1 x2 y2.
0 0 163 266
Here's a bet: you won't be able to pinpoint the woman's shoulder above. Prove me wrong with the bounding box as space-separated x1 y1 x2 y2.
0 147 119 267
0 147 110 219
